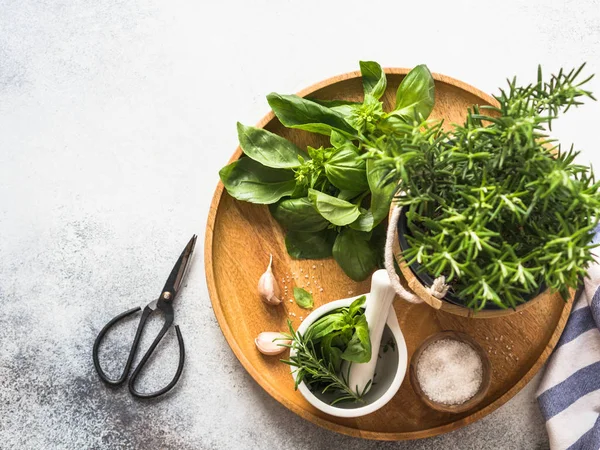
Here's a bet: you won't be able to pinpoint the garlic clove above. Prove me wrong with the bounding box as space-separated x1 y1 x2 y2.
255 332 291 355
258 254 282 305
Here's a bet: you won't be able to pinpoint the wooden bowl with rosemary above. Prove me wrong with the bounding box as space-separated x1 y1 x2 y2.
390 214 546 319
409 331 491 414
383 64 598 318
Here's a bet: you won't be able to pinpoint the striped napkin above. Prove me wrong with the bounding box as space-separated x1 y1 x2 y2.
537 230 600 450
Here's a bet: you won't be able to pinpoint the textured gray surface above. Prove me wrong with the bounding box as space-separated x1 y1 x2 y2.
1 0 599 448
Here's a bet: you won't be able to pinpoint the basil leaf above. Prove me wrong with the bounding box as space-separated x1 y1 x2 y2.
333 228 378 281
338 190 362 201
359 61 387 100
348 295 366 317
393 64 435 121
270 197 329 232
285 229 336 259
324 146 369 191
307 312 347 341
330 130 352 149
332 330 352 349
308 99 361 118
267 93 357 137
219 158 296 204
308 189 361 226
342 308 356 326
348 160 395 232
349 210 375 232
321 334 343 373
377 114 413 136
293 287 314 309
290 183 308 199
309 100 373 135
237 122 305 169
367 159 396 225
341 314 371 363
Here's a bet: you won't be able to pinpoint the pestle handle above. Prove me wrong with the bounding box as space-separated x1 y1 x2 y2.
347 269 397 395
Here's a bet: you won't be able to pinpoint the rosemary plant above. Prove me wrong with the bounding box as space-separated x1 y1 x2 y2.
366 65 600 310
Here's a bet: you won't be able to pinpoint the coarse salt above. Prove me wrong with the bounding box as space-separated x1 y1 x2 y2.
416 339 483 406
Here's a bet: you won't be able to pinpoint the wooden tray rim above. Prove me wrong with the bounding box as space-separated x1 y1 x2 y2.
204 68 572 440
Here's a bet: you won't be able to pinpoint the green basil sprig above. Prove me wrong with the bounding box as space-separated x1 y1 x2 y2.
219 61 435 281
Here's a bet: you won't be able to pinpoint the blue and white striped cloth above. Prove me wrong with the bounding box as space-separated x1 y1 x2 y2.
537 230 600 450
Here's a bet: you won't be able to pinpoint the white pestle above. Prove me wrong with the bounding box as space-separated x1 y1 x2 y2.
347 269 397 396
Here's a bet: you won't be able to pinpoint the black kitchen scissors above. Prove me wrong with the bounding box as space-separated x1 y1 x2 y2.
92 235 196 398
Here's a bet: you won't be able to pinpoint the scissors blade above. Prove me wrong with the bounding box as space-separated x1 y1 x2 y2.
161 235 197 300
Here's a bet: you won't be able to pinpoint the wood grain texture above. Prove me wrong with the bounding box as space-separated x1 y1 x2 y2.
204 68 574 440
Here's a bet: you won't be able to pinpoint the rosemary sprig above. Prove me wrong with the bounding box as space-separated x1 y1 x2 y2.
279 320 371 405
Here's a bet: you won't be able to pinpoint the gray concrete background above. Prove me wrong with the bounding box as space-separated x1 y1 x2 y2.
1 0 599 448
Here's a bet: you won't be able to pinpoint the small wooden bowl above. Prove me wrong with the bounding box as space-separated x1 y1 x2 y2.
409 331 492 414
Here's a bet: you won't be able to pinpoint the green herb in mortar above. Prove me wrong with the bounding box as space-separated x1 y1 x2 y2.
279 296 373 405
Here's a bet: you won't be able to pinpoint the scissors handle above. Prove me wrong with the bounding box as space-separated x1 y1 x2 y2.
93 306 144 386
92 302 185 398
129 323 185 399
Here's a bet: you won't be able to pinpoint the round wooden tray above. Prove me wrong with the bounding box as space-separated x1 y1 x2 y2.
204 68 574 440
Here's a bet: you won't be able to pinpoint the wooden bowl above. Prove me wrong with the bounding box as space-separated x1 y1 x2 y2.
205 67 574 440
409 331 492 413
